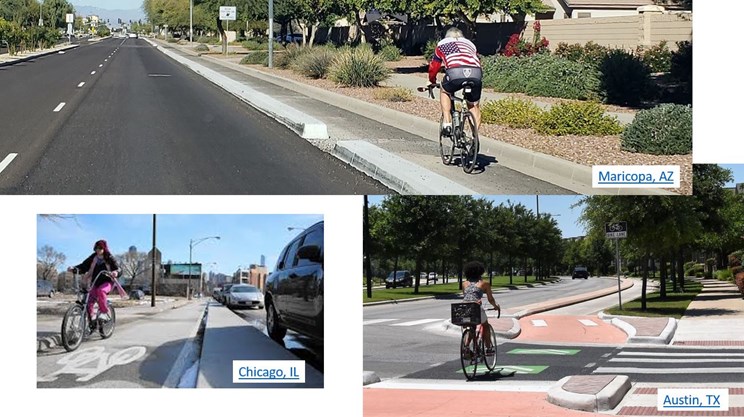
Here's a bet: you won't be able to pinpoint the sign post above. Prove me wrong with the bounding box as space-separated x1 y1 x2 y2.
219 6 237 56
66 13 75 44
605 222 628 310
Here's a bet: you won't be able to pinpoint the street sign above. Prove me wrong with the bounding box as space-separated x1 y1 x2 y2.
605 221 627 239
66 13 75 24
219 6 237 20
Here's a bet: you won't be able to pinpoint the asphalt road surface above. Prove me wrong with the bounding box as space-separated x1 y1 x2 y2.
0 37 389 194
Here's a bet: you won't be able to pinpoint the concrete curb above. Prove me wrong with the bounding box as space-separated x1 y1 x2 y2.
512 278 635 319
152 42 328 140
547 375 631 412
184 51 677 196
609 316 677 345
0 44 79 67
363 371 381 386
439 317 521 339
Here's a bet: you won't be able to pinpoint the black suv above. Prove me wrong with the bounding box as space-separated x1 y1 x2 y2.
385 270 412 288
572 266 589 279
264 221 323 345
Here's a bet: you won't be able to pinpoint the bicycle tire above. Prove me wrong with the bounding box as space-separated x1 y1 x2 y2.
460 327 478 380
484 324 498 371
461 113 479 173
61 303 85 352
99 304 116 339
439 114 454 165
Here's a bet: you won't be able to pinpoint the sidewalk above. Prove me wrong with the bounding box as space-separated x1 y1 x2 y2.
672 278 744 346
150 40 678 196
0 43 79 67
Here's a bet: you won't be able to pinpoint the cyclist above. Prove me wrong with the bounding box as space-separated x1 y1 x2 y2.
68 239 123 327
427 27 483 136
462 261 500 355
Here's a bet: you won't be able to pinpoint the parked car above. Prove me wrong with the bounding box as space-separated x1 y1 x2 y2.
212 288 221 300
275 33 302 43
225 284 264 309
385 270 412 288
264 221 323 345
219 284 233 304
37 280 55 297
428 272 438 283
572 266 589 279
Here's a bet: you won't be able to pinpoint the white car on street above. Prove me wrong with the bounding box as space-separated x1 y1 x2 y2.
224 284 264 309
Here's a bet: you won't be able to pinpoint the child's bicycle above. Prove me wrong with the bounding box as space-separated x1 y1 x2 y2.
451 302 500 380
417 83 480 173
60 270 117 352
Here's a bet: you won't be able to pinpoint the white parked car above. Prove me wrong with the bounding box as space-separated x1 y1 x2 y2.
225 284 264 309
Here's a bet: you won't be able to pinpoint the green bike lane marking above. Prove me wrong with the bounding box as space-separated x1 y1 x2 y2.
507 348 581 355
458 365 550 375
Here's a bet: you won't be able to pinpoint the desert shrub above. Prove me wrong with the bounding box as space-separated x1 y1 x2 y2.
275 44 311 69
240 51 269 65
536 101 623 136
167 38 178 43
620 104 692 155
481 98 544 128
373 87 413 102
378 44 402 61
554 41 609 68
194 43 210 52
242 39 266 50
329 47 390 87
638 41 672 73
197 36 220 44
294 47 337 79
599 49 653 106
423 40 437 62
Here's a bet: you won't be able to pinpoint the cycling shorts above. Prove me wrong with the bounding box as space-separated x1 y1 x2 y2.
442 66 483 103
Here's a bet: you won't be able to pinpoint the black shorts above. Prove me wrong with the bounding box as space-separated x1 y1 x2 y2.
442 67 483 103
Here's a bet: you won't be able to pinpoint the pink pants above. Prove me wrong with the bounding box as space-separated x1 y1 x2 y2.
87 282 112 317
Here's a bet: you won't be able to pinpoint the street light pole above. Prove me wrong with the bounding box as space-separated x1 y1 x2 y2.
188 236 220 300
189 0 193 44
268 0 273 68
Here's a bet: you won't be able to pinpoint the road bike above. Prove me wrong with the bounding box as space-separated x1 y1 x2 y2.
451 302 500 380
418 83 480 173
60 270 117 352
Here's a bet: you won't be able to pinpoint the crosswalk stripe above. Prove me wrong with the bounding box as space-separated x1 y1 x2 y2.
595 367 744 374
619 352 744 357
610 358 744 364
531 319 548 327
579 319 598 326
391 319 442 327
363 319 397 325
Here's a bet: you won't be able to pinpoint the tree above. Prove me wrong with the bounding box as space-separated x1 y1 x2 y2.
37 245 66 281
42 0 73 29
117 249 148 290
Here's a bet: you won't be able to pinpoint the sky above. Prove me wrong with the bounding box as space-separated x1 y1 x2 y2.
37 214 323 275
368 195 588 239
71 1 143 10
721 164 744 187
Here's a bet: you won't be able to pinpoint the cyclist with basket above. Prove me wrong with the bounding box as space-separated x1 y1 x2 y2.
427 27 483 136
462 261 500 356
68 239 125 327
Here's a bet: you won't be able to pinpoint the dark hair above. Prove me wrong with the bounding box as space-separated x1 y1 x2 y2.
464 261 485 281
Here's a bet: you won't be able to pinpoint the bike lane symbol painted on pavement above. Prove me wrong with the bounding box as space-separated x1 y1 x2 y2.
37 346 147 383
457 365 549 376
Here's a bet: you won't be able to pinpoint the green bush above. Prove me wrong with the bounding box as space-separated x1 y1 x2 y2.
482 54 602 101
294 47 337 79
194 43 210 52
717 269 733 281
639 41 672 73
684 261 696 271
536 101 623 136
671 41 692 84
242 38 267 50
167 38 179 43
373 87 413 102
275 44 311 69
554 41 609 68
329 47 390 87
599 49 653 106
378 44 402 61
240 51 269 65
481 98 544 128
620 104 692 155
423 40 437 62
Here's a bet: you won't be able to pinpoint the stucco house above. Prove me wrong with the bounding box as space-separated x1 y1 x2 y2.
543 0 690 19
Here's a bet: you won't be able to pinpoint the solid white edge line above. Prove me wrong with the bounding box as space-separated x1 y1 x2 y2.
595 367 744 374
53 102 66 112
0 153 19 174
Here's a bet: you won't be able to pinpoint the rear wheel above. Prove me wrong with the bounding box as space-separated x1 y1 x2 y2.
61 304 85 352
439 114 455 165
99 304 116 339
460 327 478 380
266 302 287 342
483 324 498 371
461 114 479 173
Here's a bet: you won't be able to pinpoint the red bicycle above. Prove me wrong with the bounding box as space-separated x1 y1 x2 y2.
451 302 500 380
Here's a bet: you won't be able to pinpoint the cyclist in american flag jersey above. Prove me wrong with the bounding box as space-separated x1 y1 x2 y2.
427 27 484 136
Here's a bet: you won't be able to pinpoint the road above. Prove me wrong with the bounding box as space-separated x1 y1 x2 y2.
0 37 389 194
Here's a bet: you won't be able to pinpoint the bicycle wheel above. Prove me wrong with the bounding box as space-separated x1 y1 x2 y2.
439 114 455 165
461 113 479 173
99 304 116 339
459 327 478 380
61 304 85 352
483 324 498 371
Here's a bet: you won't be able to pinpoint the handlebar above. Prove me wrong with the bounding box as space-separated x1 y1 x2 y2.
485 306 501 319
417 83 440 99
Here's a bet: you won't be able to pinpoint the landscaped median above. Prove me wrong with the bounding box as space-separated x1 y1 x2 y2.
603 279 702 319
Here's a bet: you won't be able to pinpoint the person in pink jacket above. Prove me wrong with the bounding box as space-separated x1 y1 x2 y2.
68 239 124 324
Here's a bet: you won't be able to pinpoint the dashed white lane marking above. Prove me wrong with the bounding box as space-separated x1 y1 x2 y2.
0 153 19 175
391 319 442 327
77 82 85 88
99 64 103 67
53 102 66 112
91 71 96 75
531 319 548 327
363 319 397 325
148 74 171 77
579 319 598 326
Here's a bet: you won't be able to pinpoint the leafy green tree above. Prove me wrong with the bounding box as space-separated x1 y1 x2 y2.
43 0 73 29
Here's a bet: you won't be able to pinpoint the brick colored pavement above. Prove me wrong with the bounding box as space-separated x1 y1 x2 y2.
517 315 628 345
364 389 608 417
